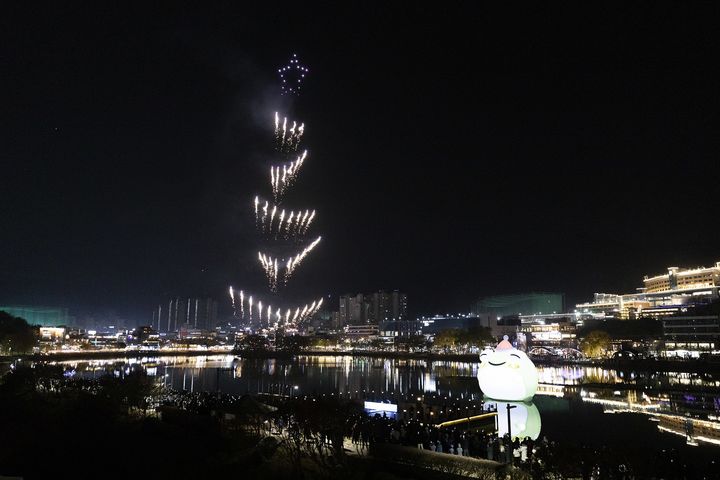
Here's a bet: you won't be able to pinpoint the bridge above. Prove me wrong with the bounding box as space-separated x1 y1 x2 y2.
528 346 586 359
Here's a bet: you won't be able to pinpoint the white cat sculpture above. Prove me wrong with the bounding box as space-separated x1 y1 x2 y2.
478 336 538 401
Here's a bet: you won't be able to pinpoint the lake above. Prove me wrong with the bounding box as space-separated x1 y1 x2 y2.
56 354 720 472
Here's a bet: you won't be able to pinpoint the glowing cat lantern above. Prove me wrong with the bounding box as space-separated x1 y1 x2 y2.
478 336 538 401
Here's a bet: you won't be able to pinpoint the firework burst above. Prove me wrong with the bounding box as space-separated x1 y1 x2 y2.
230 54 322 333
270 150 307 201
228 288 323 326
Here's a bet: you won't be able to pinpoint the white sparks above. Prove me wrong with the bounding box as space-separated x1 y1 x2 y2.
285 236 322 281
229 287 236 317
239 290 244 318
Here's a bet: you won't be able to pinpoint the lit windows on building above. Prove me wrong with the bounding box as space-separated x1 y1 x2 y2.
662 315 720 358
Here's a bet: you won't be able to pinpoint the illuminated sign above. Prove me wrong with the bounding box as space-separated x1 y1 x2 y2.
364 401 397 414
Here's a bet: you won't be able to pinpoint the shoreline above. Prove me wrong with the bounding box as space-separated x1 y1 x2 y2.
2 348 719 373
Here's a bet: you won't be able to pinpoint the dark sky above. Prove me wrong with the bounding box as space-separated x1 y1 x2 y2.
2 4 719 323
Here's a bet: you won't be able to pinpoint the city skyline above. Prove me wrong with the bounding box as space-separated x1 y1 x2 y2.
3 4 720 322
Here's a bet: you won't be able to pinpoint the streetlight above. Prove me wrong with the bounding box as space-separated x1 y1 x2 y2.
506 403 517 464
506 403 517 438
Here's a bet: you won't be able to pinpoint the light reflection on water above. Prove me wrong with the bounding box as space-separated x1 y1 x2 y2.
52 355 720 452
58 355 720 395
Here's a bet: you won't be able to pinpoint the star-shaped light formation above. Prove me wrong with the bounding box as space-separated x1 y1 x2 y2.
278 53 309 95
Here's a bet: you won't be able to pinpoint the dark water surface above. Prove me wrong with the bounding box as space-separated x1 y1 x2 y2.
59 354 720 472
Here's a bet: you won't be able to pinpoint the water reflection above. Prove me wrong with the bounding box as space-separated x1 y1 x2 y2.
486 400 542 440
51 354 720 448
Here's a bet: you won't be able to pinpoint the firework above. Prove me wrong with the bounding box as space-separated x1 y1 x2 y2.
231 55 322 333
273 113 305 153
270 150 307 200
298 210 309 235
258 252 280 291
239 290 244 318
261 201 269 232
229 287 236 317
276 209 285 238
285 236 322 282
302 210 316 235
228 288 323 326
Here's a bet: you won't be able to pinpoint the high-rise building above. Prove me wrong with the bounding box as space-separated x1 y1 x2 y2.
154 297 218 333
338 290 407 327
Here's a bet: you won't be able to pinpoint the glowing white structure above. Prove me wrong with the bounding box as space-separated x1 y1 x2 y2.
492 400 542 440
478 336 538 401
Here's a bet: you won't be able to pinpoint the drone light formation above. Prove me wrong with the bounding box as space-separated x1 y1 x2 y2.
278 53 309 96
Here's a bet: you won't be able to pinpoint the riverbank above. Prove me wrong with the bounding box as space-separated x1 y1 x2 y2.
2 348 719 373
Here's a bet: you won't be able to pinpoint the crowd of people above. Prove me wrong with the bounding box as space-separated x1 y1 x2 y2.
346 410 552 466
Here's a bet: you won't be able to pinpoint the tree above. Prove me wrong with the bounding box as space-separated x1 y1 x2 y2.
276 335 311 355
277 396 364 477
98 368 160 416
457 327 494 348
433 329 459 352
580 330 612 358
235 334 270 354
0 311 36 355
395 335 429 352
369 338 387 351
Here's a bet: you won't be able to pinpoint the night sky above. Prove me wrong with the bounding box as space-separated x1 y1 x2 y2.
2 4 719 323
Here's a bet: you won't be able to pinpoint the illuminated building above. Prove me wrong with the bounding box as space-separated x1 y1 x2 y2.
521 322 577 345
0 305 69 326
131 326 160 348
338 290 407 326
344 324 379 338
379 320 422 338
576 262 720 319
473 293 565 318
339 293 367 326
38 327 67 342
155 297 218 333
418 313 518 340
662 314 720 358
419 314 485 333
644 263 720 293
